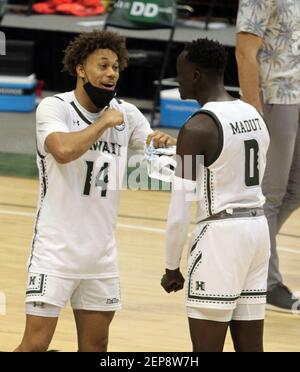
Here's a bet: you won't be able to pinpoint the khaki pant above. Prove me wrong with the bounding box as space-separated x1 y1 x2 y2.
261 103 300 290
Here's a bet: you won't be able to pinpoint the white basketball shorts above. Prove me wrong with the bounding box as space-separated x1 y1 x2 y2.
25 273 121 317
186 215 270 321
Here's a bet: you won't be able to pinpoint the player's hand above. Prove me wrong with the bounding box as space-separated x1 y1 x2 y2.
98 108 124 128
146 130 177 148
161 268 185 293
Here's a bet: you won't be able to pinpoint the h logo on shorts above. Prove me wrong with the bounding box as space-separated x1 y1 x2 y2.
29 276 36 286
196 281 206 291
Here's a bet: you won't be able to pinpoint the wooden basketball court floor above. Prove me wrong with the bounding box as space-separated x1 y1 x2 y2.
0 176 299 352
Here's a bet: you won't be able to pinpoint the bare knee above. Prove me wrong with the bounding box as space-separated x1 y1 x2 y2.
233 339 263 352
232 331 263 352
230 320 264 353
78 336 109 352
15 338 51 352
188 318 229 352
14 314 58 352
74 309 114 352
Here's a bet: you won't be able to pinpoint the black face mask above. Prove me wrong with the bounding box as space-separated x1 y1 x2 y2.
83 81 116 108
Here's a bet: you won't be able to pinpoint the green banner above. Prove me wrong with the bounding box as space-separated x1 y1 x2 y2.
106 0 176 29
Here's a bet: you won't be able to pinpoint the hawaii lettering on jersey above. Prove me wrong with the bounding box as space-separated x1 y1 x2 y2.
90 140 122 157
229 118 262 135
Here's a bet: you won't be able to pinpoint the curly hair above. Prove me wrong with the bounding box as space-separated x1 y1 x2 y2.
63 30 129 77
184 38 227 73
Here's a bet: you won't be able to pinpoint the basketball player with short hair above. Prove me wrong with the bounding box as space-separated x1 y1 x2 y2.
161 38 270 352
15 30 176 352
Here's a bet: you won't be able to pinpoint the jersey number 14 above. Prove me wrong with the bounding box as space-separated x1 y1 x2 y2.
83 161 109 197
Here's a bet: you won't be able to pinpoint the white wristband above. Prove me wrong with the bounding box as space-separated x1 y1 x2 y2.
165 176 195 269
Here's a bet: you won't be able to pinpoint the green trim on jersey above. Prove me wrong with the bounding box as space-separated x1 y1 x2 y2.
206 168 213 216
70 101 92 125
69 99 124 126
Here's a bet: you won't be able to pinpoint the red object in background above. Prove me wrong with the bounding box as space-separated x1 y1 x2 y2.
33 0 106 16
32 2 56 14
35 80 45 100
56 2 105 16
81 0 100 6
52 0 73 5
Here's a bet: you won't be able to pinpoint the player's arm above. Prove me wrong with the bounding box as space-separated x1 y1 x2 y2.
146 130 177 147
235 32 263 113
127 103 176 151
161 114 213 293
45 108 123 164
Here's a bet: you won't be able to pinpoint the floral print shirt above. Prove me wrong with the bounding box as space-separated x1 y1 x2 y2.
236 0 300 104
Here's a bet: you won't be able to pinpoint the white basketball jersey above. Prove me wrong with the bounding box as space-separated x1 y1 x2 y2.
196 100 270 222
29 91 152 278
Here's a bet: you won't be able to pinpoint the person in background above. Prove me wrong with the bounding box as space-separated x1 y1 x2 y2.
236 0 300 313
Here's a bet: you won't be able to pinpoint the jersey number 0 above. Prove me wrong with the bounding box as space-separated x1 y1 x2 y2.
244 139 259 187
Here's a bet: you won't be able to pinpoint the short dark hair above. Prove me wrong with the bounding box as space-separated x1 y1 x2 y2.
63 30 129 77
184 38 227 72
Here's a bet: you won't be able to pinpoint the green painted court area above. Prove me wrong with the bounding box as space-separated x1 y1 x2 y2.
0 153 38 178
